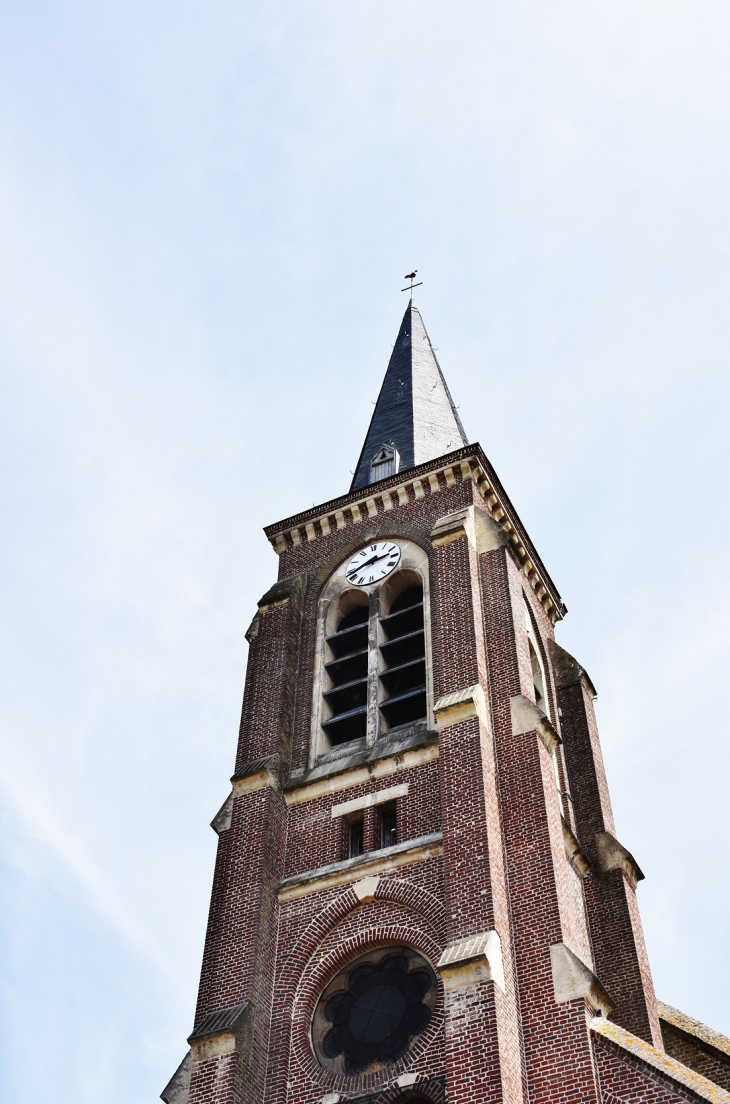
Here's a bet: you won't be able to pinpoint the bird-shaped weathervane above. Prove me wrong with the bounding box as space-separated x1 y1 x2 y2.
401 270 423 299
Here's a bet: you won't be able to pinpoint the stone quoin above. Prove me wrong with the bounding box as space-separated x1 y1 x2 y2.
162 299 730 1104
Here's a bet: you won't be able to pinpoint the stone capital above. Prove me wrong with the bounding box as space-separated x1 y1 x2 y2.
231 755 280 797
160 1051 191 1104
430 504 510 553
510 694 561 753
257 572 307 614
546 639 597 698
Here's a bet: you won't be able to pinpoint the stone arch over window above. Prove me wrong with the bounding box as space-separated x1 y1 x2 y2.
309 539 432 765
370 444 399 482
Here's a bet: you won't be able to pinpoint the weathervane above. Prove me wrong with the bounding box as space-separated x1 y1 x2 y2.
401 270 423 299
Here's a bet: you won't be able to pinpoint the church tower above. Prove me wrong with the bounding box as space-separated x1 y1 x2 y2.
162 300 730 1104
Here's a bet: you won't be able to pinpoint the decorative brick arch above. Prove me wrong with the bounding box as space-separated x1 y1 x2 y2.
279 879 447 1096
288 918 444 1095
278 885 362 995
343 1076 446 1104
280 876 446 991
373 877 447 941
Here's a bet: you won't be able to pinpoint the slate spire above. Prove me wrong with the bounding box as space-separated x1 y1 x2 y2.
350 301 468 492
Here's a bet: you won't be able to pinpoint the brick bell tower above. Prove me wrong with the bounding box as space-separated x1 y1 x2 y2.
162 299 730 1104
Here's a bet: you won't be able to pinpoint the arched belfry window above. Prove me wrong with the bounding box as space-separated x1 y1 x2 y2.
524 598 549 718
321 601 369 745
311 541 432 763
370 444 398 483
378 585 427 730
523 594 570 805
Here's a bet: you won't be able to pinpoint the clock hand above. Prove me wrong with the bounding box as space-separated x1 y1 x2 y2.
359 553 384 569
348 556 378 573
347 551 390 575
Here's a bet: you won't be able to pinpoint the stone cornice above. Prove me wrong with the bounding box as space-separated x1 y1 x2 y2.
263 443 566 624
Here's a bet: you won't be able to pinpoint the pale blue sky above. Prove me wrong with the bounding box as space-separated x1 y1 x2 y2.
1 2 730 1101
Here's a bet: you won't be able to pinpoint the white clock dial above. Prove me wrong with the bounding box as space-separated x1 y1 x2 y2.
345 541 401 587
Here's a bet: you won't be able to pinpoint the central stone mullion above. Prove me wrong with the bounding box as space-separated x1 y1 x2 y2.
366 586 381 746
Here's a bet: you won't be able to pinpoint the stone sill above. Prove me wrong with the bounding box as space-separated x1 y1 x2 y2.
284 726 438 806
277 831 443 902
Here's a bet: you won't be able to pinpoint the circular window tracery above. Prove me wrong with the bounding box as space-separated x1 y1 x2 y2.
311 947 437 1076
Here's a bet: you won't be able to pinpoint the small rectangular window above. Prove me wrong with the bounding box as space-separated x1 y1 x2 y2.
349 816 364 858
380 801 397 849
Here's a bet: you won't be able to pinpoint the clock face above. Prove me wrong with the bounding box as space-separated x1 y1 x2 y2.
345 541 401 587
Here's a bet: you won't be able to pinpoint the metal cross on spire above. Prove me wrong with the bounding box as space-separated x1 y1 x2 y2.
401 270 423 300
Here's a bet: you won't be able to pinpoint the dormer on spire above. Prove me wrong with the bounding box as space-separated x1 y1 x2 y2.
350 301 468 492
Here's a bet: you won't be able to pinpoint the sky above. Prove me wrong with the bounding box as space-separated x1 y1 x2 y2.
1 1 729 1100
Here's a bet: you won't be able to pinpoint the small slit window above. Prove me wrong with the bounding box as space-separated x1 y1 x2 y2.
524 598 569 811
370 444 398 483
349 814 364 858
530 640 547 713
380 801 398 849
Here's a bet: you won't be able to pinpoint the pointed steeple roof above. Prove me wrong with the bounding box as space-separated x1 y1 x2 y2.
350 302 468 492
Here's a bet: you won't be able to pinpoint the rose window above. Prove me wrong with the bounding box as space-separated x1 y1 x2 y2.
311 947 437 1075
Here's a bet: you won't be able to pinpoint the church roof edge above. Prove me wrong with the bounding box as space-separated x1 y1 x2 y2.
263 442 566 622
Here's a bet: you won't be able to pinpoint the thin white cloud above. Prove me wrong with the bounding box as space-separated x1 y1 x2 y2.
0 765 185 995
